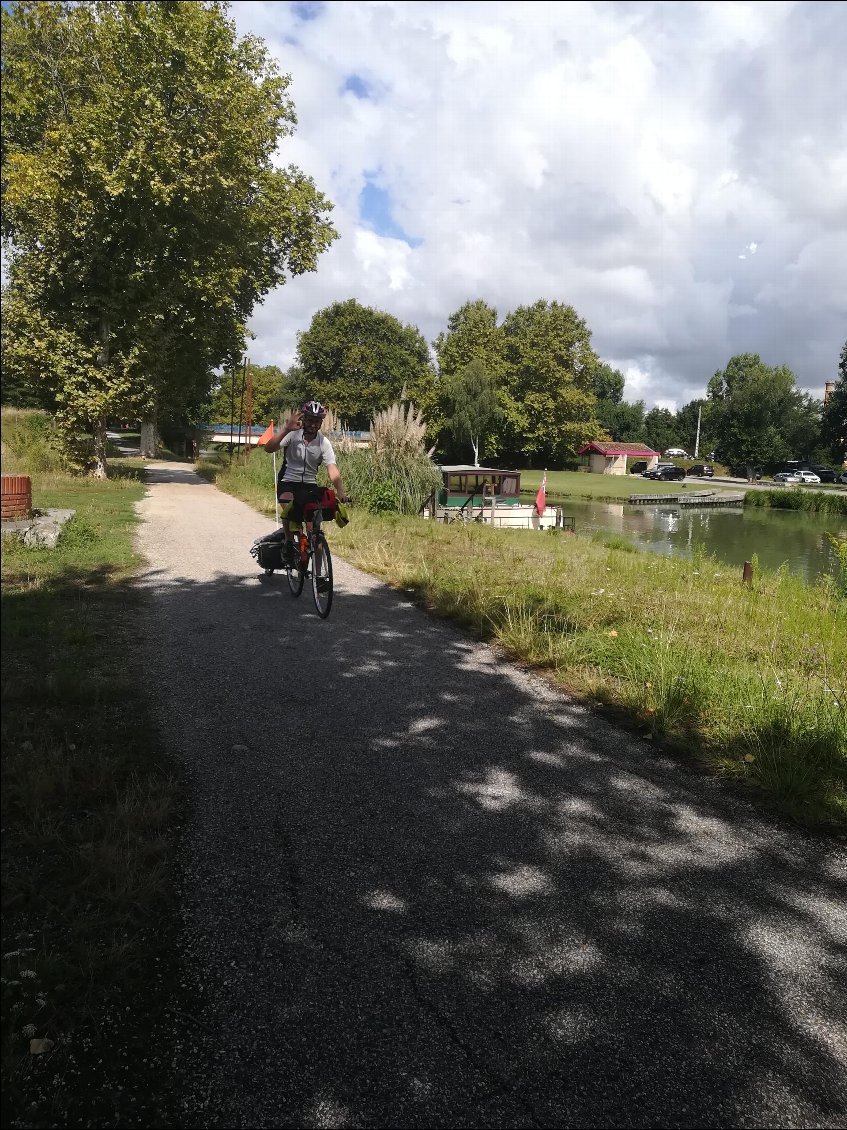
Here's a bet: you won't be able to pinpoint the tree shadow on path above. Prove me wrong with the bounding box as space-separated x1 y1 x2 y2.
140 561 847 1129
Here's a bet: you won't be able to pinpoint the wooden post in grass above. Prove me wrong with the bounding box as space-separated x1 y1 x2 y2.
742 560 753 586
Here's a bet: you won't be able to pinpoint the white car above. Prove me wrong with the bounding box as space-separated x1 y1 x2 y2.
663 448 689 458
795 470 821 484
773 472 801 483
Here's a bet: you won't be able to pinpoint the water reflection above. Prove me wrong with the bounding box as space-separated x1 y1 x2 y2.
559 497 842 583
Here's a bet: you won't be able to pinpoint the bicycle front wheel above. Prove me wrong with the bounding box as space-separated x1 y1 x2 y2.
311 533 333 618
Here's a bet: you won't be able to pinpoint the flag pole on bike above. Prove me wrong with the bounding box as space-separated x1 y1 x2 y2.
256 420 279 525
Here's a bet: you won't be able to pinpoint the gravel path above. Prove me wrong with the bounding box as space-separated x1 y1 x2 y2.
135 463 847 1129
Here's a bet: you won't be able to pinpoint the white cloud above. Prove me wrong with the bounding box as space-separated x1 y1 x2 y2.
231 0 847 408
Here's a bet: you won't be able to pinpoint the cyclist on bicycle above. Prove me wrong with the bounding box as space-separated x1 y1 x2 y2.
264 400 349 568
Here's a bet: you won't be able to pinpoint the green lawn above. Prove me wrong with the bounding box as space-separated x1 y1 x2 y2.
516 468 736 501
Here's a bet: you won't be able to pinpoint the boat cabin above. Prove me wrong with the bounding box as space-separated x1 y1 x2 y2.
438 465 522 510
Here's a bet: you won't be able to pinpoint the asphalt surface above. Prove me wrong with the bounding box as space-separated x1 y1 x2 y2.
135 463 847 1129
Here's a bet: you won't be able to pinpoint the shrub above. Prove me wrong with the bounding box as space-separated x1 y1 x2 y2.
0 408 66 474
332 447 441 515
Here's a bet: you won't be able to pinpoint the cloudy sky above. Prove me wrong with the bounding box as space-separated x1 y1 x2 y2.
231 0 847 410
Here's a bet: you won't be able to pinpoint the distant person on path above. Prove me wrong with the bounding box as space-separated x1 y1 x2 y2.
264 401 349 563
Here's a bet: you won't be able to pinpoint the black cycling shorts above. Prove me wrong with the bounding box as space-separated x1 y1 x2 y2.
277 480 324 523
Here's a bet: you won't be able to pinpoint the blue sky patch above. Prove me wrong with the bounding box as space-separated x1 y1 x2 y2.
291 1 323 21
342 74 371 100
359 177 422 248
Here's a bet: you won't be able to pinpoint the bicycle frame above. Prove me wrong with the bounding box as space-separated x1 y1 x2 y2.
286 495 335 617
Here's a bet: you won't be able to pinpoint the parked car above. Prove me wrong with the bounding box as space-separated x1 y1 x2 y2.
629 461 648 475
655 465 686 482
795 470 821 484
811 467 837 483
840 472 847 485
687 464 714 477
663 448 689 458
773 472 802 483
643 463 675 479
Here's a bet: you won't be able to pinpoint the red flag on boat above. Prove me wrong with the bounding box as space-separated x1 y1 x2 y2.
535 471 547 516
256 420 275 446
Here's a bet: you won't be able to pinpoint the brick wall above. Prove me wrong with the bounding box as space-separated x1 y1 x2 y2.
1 474 33 521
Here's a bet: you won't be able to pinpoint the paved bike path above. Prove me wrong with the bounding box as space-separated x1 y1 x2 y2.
135 463 847 1129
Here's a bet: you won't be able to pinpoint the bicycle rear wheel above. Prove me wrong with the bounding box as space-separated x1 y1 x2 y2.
311 533 333 618
287 562 305 596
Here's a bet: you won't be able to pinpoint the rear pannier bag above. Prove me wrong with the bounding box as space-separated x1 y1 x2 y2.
250 529 286 570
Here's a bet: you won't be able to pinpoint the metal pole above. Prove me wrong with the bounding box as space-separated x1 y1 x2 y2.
273 442 280 527
228 365 235 456
237 356 246 454
243 358 253 452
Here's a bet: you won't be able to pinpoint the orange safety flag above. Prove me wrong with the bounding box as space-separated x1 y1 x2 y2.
535 471 547 516
256 420 275 446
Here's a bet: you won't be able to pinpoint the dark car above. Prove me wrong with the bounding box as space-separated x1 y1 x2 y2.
643 463 676 479
687 464 714 477
811 467 837 483
655 465 686 482
630 461 648 475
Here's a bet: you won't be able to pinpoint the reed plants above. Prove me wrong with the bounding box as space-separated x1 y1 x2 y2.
745 487 847 515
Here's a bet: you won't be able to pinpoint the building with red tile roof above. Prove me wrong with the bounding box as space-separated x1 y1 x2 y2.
577 441 660 476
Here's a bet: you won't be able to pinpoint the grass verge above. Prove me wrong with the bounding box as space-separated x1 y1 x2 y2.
1 466 180 1128
333 515 845 827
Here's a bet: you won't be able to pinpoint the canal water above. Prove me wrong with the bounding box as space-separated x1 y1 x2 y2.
550 496 844 583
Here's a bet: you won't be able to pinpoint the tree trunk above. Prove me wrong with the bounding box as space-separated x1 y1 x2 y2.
92 415 109 479
140 411 159 459
93 317 110 479
472 437 479 467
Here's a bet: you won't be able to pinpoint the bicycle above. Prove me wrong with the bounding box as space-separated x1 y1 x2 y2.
283 488 337 618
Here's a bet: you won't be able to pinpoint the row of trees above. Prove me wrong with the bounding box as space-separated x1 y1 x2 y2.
202 298 846 473
593 349 847 474
198 297 603 465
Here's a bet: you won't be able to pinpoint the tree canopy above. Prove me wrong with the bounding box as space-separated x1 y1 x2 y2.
500 300 602 463
591 362 626 405
443 358 502 467
295 299 437 430
433 300 504 380
706 353 822 472
643 407 682 455
1 0 337 474
208 363 286 426
820 341 847 464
